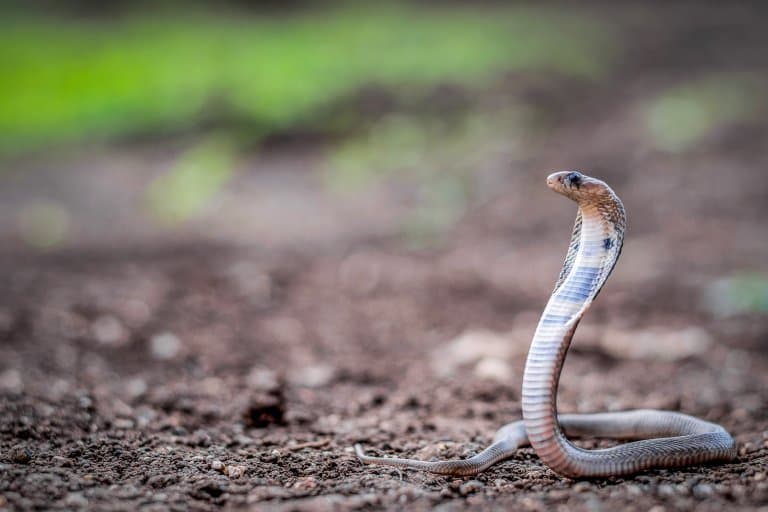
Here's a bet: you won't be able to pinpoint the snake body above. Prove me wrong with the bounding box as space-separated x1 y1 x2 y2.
355 171 735 478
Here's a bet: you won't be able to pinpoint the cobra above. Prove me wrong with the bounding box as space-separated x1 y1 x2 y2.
355 171 735 478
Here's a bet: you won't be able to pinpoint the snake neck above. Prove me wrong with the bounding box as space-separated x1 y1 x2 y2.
522 197 626 476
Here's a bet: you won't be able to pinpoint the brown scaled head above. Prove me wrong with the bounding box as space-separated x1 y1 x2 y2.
546 170 611 203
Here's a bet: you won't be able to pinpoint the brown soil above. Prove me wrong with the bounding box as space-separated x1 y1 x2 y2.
2 4 768 512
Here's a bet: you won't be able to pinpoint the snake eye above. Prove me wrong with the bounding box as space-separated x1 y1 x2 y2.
565 171 582 189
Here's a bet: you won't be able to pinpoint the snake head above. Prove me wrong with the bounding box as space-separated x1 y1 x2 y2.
546 171 610 202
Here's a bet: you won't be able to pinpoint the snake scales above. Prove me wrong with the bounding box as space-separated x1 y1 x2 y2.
355 171 735 478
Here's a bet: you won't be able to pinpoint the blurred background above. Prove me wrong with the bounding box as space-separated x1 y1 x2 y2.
1 1 767 510
2 0 765 255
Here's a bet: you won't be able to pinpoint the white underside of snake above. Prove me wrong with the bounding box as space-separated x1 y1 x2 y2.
355 171 735 478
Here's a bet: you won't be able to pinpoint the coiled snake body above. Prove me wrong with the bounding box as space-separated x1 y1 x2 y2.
355 171 735 478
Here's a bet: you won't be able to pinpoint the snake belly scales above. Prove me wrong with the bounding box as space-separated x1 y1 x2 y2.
354 171 735 478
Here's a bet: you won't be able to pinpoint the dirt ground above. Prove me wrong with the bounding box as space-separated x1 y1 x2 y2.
2 4 768 511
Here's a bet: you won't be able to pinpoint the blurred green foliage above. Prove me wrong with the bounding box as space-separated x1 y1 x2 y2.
17 200 70 249
705 273 768 317
0 5 613 156
324 107 533 247
645 74 764 152
146 136 237 224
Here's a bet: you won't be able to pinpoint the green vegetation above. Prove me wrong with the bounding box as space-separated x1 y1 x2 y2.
146 136 237 224
645 74 764 152
324 107 534 247
17 200 71 249
0 5 613 156
705 273 768 317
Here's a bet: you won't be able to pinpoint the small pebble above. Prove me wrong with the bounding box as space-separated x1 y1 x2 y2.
78 396 94 410
150 332 182 360
459 480 484 496
211 460 224 472
247 368 279 391
52 455 71 467
730 484 747 499
225 465 246 479
125 377 148 399
739 442 756 456
0 369 22 393
91 315 126 345
692 483 714 499
288 364 335 388
573 481 591 493
474 357 514 382
64 493 88 508
292 476 318 490
113 418 134 430
8 445 32 464
546 489 569 500
520 497 545 511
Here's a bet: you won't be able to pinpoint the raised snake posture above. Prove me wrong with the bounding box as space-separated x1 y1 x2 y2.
355 171 735 478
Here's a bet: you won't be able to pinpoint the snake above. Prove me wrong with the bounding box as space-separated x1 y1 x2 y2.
354 171 736 478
